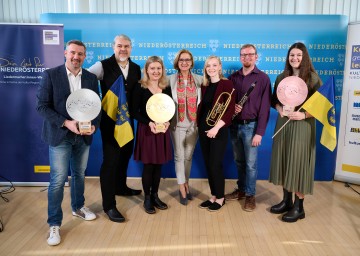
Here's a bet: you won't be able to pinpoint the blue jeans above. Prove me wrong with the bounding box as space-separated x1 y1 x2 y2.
230 122 258 196
47 134 90 227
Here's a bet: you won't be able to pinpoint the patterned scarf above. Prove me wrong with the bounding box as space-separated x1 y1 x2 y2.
177 72 197 122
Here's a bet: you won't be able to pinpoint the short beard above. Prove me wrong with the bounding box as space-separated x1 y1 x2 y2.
119 57 128 62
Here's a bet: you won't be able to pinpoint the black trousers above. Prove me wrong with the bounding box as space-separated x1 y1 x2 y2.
100 132 134 212
198 127 228 199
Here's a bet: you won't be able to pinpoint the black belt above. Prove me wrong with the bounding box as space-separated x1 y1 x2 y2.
235 118 257 125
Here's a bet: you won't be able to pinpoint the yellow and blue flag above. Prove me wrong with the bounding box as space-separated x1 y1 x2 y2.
302 76 337 151
101 75 134 147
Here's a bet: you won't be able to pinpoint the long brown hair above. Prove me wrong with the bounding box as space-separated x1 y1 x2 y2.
283 42 317 85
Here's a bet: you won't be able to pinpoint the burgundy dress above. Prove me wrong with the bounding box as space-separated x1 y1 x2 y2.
132 83 173 164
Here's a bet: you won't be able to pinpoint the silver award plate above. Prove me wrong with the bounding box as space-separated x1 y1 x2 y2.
66 88 101 132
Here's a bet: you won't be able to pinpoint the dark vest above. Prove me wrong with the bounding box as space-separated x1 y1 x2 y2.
99 54 141 132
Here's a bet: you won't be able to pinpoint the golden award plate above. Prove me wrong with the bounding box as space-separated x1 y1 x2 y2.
146 93 175 133
66 88 101 133
276 76 308 116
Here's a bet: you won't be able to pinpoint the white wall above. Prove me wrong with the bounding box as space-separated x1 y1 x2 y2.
1 0 359 23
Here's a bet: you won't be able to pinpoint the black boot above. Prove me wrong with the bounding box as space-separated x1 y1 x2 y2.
270 188 293 214
143 195 156 214
151 193 168 210
282 195 305 222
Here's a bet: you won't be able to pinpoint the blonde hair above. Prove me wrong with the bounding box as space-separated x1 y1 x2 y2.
140 56 168 90
203 55 225 86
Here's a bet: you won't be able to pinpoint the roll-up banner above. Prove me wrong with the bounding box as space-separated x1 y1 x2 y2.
0 23 64 185
335 22 360 185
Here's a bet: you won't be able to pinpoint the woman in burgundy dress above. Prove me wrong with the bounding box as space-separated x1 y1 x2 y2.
132 56 173 214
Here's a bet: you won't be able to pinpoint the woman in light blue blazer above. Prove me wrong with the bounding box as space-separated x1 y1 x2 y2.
168 49 203 205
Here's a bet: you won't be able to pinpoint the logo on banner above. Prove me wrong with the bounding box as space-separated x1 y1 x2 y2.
167 52 177 64
353 102 360 109
131 39 136 48
209 39 219 53
85 51 94 64
350 127 360 133
335 78 343 94
351 45 360 69
256 53 262 66
338 53 345 66
43 30 60 45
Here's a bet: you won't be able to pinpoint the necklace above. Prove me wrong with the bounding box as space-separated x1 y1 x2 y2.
120 61 128 69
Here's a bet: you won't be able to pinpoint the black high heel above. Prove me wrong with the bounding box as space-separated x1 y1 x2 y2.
179 190 188 205
185 184 193 200
186 191 193 200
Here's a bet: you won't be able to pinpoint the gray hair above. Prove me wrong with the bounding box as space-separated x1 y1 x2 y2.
112 34 132 47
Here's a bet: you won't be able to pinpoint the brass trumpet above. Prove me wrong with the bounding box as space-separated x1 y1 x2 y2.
206 88 235 126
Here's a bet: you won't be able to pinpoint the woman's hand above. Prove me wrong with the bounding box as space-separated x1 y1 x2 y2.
206 126 219 138
205 119 225 139
276 104 284 118
149 121 157 134
164 122 170 132
288 111 306 121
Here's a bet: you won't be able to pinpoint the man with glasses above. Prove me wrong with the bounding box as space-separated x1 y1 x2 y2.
225 44 271 211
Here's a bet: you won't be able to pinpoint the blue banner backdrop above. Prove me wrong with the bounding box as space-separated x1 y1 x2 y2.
39 14 348 181
0 24 64 184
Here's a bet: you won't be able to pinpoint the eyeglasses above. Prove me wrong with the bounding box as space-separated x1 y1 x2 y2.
179 58 192 63
240 53 256 58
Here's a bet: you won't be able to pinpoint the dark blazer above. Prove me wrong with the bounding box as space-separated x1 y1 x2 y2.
36 64 101 146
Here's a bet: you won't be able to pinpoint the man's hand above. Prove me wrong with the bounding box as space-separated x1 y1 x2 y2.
252 134 262 147
64 120 80 134
234 104 243 115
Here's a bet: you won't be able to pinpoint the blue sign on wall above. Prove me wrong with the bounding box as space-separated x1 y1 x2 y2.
39 14 348 181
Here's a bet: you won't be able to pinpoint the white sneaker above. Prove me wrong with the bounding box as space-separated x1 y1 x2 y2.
47 226 61 246
72 206 96 221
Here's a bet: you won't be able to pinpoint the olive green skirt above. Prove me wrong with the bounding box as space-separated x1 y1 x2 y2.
269 114 316 195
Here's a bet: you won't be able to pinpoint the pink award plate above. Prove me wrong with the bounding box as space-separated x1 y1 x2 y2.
276 76 308 107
